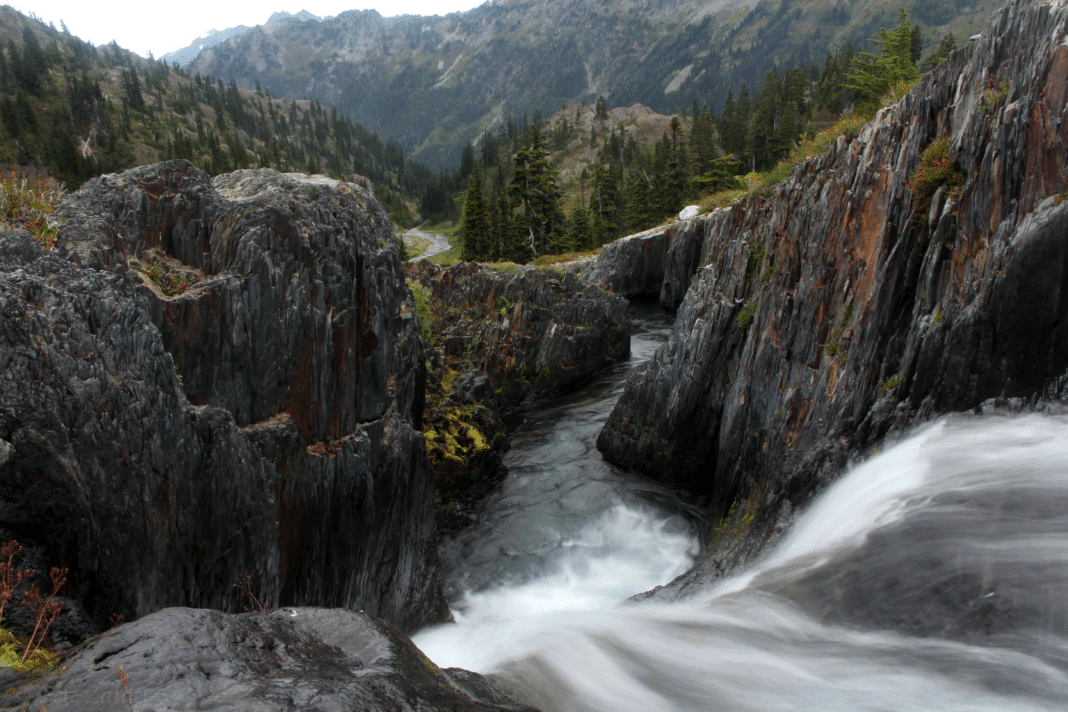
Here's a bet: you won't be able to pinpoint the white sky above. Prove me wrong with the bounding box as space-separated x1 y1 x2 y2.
17 1 485 58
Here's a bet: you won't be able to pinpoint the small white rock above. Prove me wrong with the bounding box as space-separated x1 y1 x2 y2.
678 205 700 220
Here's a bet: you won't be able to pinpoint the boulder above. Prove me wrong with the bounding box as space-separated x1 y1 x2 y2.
0 607 536 711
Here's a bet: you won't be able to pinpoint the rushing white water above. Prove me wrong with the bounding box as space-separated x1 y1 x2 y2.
414 307 1068 711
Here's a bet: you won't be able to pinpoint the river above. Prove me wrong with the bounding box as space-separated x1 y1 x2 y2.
414 303 1068 711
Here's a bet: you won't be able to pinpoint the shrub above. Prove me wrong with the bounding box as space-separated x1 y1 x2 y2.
135 257 198 296
735 299 758 331
880 372 904 394
907 137 964 224
0 168 65 249
0 540 65 673
406 278 433 341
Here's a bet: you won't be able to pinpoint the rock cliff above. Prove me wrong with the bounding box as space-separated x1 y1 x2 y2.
406 261 630 531
0 162 446 634
599 0 1068 579
1 607 535 711
565 218 707 309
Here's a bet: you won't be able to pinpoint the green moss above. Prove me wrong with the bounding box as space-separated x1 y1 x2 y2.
880 372 904 394
735 299 758 331
135 257 198 297
907 137 964 224
406 278 434 341
744 249 765 291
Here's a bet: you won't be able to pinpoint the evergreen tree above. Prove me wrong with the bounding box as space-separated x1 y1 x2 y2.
922 33 957 71
508 124 563 255
565 201 592 251
459 142 476 183
846 9 921 103
461 166 491 261
121 66 145 112
595 96 608 120
589 159 622 245
910 24 924 64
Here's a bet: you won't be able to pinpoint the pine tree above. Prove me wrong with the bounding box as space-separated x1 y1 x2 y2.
565 201 592 251
461 167 491 261
121 66 145 112
589 160 621 245
846 9 921 103
922 33 957 71
508 123 563 255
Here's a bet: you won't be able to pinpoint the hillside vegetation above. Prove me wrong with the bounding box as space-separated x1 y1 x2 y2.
182 0 1005 169
0 7 438 226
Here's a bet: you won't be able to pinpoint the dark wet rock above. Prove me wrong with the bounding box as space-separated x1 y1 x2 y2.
0 162 447 635
0 607 537 711
565 215 708 309
600 0 1068 587
406 261 630 532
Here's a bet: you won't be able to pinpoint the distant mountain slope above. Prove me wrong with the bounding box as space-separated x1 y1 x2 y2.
0 6 428 223
161 10 322 69
184 0 1008 169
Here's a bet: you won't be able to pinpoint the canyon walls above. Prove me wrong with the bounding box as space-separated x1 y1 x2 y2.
598 0 1068 574
0 163 446 633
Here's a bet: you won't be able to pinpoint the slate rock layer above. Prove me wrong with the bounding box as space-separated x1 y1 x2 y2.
0 163 446 633
598 0 1068 576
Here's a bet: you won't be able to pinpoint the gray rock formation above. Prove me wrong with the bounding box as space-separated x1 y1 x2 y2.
0 162 446 634
600 0 1068 581
565 217 707 309
406 261 630 531
0 607 535 711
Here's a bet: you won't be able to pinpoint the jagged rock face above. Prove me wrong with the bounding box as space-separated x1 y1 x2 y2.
1 607 537 711
565 218 707 309
406 261 630 531
0 230 277 628
599 0 1068 563
0 162 446 633
409 262 630 405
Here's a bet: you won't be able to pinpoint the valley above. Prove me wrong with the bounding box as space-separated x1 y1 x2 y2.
0 0 1067 709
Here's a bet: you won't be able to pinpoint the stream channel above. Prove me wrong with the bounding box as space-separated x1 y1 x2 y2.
414 302 1068 711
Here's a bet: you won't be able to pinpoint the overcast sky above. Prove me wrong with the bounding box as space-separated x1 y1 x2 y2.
17 1 486 58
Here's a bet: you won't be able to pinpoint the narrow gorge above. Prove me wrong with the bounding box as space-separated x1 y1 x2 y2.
0 0 1066 709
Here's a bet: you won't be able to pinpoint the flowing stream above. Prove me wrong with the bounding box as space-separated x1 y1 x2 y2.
414 304 1068 711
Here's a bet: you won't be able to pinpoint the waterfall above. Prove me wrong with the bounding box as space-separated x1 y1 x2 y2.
415 306 1068 711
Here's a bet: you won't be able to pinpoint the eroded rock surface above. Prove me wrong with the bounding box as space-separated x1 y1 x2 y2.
0 607 536 712
601 0 1068 582
0 163 446 634
406 261 630 531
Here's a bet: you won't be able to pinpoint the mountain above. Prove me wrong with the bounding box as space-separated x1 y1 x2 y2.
183 0 1009 169
0 7 431 224
160 9 322 68
159 25 255 68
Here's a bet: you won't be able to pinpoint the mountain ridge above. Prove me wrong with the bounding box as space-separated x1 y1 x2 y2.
183 0 1007 168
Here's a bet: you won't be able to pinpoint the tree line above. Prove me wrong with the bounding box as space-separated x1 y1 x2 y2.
0 13 448 227
456 9 958 263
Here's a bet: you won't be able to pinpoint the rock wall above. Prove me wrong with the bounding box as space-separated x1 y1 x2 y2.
599 0 1068 574
564 217 709 309
0 162 447 633
406 261 630 530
